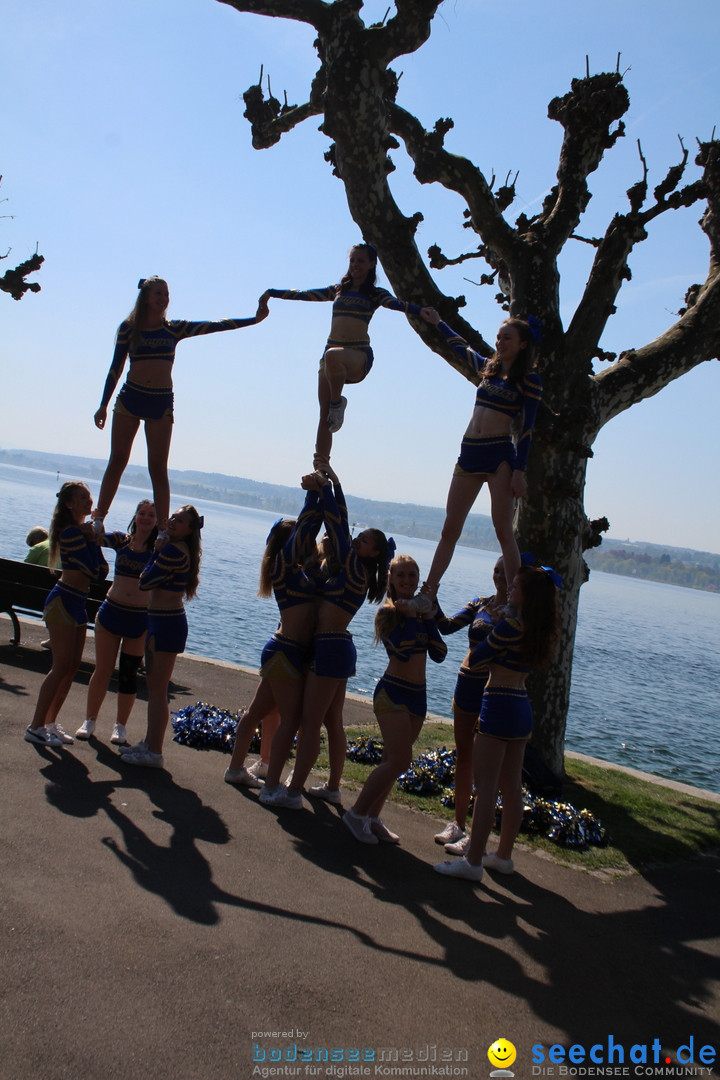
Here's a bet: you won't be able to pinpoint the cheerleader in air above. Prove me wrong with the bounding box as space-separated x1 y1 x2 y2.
93 276 268 536
408 310 542 608
260 243 434 466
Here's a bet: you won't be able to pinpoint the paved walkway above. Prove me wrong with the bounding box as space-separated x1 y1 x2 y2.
2 618 719 1080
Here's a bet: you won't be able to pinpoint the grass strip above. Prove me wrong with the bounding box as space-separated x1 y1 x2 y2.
313 723 720 873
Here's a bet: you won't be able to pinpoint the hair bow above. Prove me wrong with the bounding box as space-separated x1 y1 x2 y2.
385 536 396 570
363 241 378 258
197 515 205 530
540 565 563 589
266 517 284 544
527 315 543 344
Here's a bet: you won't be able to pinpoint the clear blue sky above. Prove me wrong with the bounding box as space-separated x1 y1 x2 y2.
2 0 719 552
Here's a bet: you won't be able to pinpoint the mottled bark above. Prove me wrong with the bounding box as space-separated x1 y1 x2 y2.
220 0 720 773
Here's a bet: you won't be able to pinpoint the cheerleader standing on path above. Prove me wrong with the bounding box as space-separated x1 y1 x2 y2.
119 505 202 768
24 483 108 747
431 556 508 853
344 555 447 845
76 499 158 746
93 277 268 536
260 466 390 810
260 243 434 466
434 566 559 882
408 310 542 608
223 480 323 788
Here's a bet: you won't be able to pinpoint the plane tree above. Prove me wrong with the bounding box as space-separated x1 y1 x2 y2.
218 0 720 772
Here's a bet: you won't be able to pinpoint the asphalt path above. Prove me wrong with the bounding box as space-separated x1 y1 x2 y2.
2 618 719 1080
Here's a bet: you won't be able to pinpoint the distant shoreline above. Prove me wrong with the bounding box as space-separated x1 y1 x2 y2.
2 447 719 592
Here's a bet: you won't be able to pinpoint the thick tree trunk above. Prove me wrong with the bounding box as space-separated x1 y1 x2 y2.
223 0 720 775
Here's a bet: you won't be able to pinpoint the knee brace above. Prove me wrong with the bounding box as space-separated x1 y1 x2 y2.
118 652 142 695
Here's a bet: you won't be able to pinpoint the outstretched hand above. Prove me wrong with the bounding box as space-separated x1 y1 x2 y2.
420 307 440 325
317 462 339 485
255 297 269 322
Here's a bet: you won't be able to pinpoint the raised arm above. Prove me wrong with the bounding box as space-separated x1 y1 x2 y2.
433 318 488 378
139 542 189 591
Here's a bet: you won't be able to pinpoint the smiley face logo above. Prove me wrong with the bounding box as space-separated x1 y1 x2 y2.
488 1038 517 1070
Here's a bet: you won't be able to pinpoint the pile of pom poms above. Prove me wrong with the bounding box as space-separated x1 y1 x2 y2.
348 738 608 849
171 702 261 754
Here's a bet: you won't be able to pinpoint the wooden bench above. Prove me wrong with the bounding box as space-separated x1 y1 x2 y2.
0 557 110 646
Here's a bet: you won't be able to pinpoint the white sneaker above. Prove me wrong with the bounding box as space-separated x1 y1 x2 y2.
343 807 379 845
326 396 347 434
224 766 262 788
46 722 74 745
75 718 96 740
308 783 342 806
24 725 62 747
369 817 400 843
118 740 148 755
121 748 164 768
445 835 471 856
482 852 514 874
110 723 127 745
433 857 483 881
258 785 303 809
247 759 268 780
434 821 466 845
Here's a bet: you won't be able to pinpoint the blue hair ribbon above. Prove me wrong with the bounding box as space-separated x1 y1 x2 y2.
266 517 284 544
520 551 562 588
385 536 396 570
527 315 542 344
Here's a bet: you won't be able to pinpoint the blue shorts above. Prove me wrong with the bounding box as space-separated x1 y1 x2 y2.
115 379 174 421
321 340 374 381
260 633 308 682
44 582 88 628
96 597 148 639
374 674 427 721
147 607 187 654
476 686 532 740
452 666 486 715
311 631 356 679
454 435 516 477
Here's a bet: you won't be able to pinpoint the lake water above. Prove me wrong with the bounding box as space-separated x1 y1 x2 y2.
2 463 718 794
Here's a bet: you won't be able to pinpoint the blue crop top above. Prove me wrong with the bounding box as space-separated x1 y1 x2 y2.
381 616 447 666
56 526 108 582
101 316 258 408
266 285 422 328
436 320 542 471
139 543 190 595
317 482 368 618
436 595 498 649
271 490 323 611
103 532 153 580
466 617 529 675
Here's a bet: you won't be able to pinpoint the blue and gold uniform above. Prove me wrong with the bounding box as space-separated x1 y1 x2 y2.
373 614 447 721
260 490 323 683
101 316 259 420
95 532 153 639
462 617 532 740
436 595 498 715
435 321 542 474
44 527 108 628
139 543 191 654
311 482 368 680
266 285 423 379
